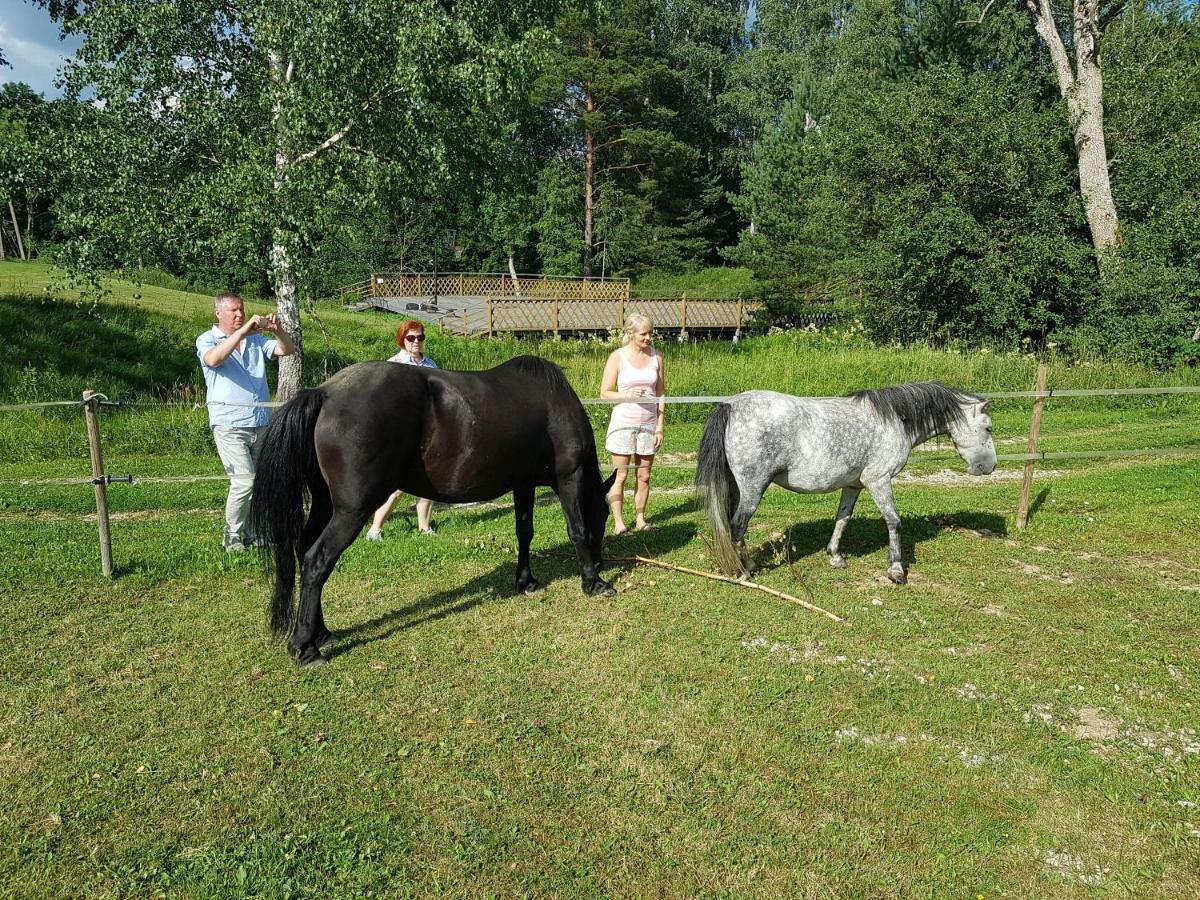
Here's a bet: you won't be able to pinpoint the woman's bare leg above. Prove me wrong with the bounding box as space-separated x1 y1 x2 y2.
415 497 434 533
608 454 631 535
633 454 655 529
369 490 403 537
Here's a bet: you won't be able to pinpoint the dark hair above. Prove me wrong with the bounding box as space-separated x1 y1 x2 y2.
395 320 425 347
850 381 980 443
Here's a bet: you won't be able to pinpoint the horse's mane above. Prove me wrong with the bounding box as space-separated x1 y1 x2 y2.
850 381 980 442
506 355 575 396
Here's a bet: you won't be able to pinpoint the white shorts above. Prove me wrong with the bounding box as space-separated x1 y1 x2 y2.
606 424 657 457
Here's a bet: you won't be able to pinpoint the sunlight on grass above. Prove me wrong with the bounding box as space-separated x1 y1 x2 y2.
2 260 1199 895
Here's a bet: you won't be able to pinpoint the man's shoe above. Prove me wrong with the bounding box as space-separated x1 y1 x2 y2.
365 529 383 542
224 538 247 553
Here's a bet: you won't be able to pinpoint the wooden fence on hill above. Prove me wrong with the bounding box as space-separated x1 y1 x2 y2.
345 272 761 336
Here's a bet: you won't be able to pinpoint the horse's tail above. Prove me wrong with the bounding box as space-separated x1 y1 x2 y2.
249 388 326 639
696 402 744 576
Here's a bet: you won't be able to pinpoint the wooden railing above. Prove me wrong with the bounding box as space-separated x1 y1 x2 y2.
366 272 631 301
452 295 760 336
346 271 770 336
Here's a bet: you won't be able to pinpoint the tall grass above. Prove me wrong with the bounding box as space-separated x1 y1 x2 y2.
3 260 1199 464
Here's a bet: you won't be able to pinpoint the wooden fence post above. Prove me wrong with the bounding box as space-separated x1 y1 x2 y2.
82 390 114 577
553 297 560 338
487 299 495 337
680 292 688 339
1016 363 1050 529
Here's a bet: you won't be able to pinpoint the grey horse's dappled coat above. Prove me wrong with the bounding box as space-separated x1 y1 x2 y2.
696 381 996 582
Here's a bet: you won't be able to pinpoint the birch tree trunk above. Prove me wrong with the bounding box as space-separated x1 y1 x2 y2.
1025 0 1121 271
272 234 303 400
9 200 26 260
270 49 304 401
508 253 522 296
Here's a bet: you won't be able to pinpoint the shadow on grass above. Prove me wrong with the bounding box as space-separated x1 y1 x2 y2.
1026 486 1051 524
0 295 199 396
329 501 698 660
751 508 1009 573
0 294 354 400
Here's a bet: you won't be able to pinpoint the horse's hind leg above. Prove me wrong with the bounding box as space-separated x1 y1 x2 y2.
827 487 862 569
513 483 543 595
292 509 368 667
729 479 769 574
864 479 906 584
301 482 337 649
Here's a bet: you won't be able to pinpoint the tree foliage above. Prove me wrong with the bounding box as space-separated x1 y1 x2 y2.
7 0 1199 366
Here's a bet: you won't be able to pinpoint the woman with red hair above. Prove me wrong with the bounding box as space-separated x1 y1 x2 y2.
365 320 438 539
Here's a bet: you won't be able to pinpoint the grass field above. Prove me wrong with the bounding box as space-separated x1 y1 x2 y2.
2 260 1199 897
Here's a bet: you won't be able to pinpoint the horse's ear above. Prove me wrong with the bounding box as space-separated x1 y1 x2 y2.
980 400 993 416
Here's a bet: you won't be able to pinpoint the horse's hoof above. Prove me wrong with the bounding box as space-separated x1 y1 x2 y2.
887 566 907 585
316 631 338 650
586 579 616 597
829 555 847 569
519 579 545 596
296 649 328 669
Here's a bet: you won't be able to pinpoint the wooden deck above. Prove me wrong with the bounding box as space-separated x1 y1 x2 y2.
345 272 758 336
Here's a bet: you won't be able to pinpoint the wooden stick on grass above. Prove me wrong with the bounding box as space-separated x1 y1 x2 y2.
611 555 849 626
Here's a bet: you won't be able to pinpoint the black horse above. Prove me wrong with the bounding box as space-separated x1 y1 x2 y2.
249 356 616 668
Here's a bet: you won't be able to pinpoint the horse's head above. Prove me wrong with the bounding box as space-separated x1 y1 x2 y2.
948 398 997 476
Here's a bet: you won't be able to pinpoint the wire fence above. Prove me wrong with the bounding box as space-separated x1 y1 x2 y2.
4 384 1200 415
3 378 1198 575
1 385 1198 488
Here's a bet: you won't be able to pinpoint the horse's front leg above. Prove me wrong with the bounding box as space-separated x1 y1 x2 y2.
513 483 543 595
864 479 906 584
827 486 861 569
557 471 614 597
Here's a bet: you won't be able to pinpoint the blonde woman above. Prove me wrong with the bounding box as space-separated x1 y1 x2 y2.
600 314 665 534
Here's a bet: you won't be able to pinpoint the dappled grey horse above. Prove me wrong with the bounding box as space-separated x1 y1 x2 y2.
696 382 996 583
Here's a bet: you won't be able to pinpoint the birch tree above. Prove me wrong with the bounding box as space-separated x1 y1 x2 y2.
43 0 555 398
978 0 1123 268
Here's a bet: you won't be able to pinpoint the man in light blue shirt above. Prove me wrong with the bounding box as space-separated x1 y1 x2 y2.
197 293 295 551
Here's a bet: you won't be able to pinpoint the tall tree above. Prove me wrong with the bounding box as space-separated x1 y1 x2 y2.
973 0 1124 269
43 0 556 397
535 0 700 277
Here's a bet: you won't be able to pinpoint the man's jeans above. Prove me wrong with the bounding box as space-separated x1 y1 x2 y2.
212 426 267 547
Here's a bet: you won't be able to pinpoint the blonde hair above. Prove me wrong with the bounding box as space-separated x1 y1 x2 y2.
621 313 652 345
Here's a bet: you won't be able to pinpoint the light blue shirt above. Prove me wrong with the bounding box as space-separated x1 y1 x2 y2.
387 351 438 369
196 326 279 428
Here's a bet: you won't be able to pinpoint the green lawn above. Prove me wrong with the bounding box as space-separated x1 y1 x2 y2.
2 260 1198 896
